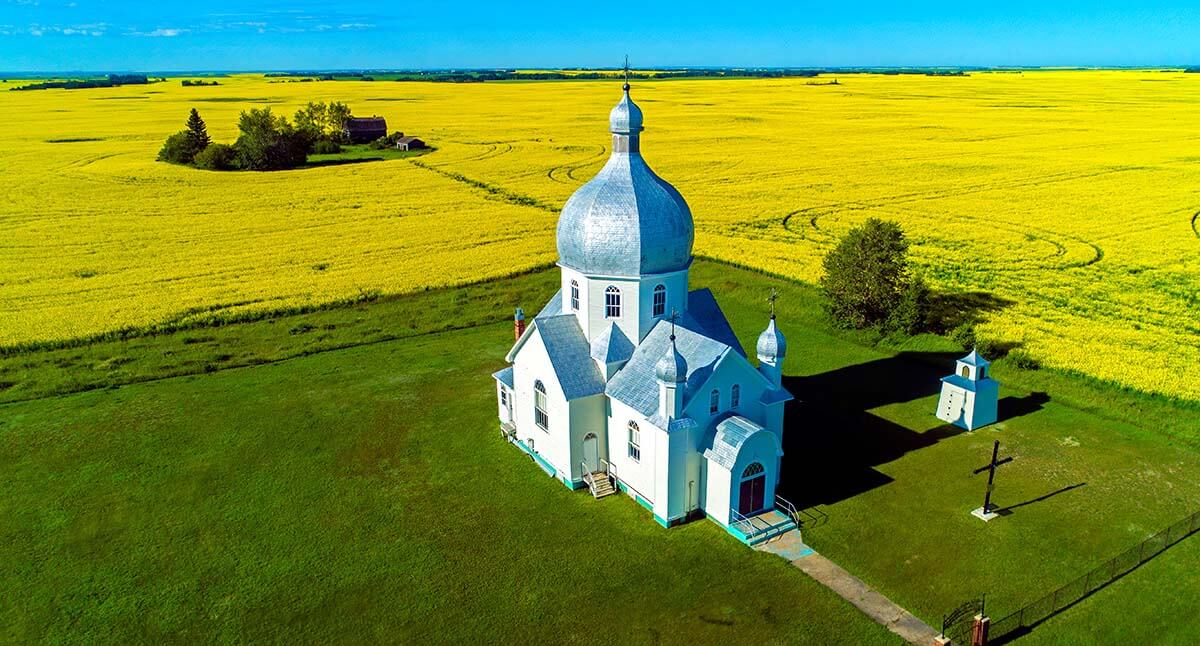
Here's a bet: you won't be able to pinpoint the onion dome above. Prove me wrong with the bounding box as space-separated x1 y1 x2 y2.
556 84 694 277
656 335 688 383
756 317 787 361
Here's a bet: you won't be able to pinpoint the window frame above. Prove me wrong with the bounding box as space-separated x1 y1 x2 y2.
731 384 741 410
627 420 641 462
709 388 720 414
570 280 580 311
652 284 666 317
534 380 549 431
605 285 621 319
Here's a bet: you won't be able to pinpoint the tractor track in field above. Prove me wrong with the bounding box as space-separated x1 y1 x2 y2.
546 145 607 185
1192 211 1200 239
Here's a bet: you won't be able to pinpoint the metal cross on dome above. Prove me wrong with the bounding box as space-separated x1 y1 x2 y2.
667 308 680 339
623 55 631 90
768 288 779 319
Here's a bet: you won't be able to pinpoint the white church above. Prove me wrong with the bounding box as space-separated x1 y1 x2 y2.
492 80 797 540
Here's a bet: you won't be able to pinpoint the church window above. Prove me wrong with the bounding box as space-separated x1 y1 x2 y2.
731 384 741 410
627 421 641 461
742 462 765 478
653 284 666 317
710 389 720 414
500 387 507 407
979 366 987 380
570 280 580 311
961 366 970 379
534 380 549 431
605 286 621 318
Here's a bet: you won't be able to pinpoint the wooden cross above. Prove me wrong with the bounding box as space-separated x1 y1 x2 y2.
767 288 779 319
973 440 1014 514
623 56 631 89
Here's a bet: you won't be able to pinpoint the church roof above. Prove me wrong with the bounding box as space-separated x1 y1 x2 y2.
538 315 606 400
493 366 514 389
591 322 635 365
941 374 979 392
555 86 694 277
959 348 991 367
606 296 742 417
703 415 780 470
535 289 564 320
688 288 745 356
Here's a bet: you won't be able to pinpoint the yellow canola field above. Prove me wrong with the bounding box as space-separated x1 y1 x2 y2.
1 71 1198 399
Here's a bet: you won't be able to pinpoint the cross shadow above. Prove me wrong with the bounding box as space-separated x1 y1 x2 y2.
995 482 1086 515
777 351 966 510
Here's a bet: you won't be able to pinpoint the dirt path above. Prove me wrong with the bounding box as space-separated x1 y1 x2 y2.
759 531 940 645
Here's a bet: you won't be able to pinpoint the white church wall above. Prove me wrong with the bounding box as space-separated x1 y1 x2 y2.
634 268 689 342
728 430 781 516
705 464 732 525
682 353 774 437
510 328 572 480
567 395 607 483
586 276 641 344
652 422 692 525
496 382 513 424
606 398 657 507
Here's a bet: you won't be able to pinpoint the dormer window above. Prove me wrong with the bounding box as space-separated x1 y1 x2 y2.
653 284 666 317
605 286 621 318
570 280 580 311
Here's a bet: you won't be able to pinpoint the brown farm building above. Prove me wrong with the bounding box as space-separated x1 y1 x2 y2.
343 117 387 144
395 136 427 151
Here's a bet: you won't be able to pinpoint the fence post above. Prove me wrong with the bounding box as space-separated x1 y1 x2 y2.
971 614 990 646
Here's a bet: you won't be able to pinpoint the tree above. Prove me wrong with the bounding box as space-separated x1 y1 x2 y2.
886 274 931 335
233 108 308 171
193 143 236 170
185 108 211 152
157 131 198 164
326 102 352 142
821 218 924 330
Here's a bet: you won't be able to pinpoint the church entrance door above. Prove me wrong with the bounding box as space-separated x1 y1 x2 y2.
582 433 599 473
738 462 766 515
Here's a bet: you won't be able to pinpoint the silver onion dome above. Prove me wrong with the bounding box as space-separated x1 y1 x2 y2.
656 336 688 383
556 86 694 277
756 317 787 360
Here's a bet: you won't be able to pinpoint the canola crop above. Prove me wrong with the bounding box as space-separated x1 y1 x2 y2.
0 71 1198 399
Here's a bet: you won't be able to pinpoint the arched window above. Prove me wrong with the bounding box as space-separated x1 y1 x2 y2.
742 462 765 478
627 420 641 461
731 384 741 410
534 380 549 431
979 366 987 380
709 388 720 414
961 366 970 379
570 280 580 311
605 286 621 318
653 284 667 317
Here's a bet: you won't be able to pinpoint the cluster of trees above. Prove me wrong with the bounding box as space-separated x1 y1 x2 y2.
820 218 931 336
12 74 151 91
181 79 220 87
157 102 357 171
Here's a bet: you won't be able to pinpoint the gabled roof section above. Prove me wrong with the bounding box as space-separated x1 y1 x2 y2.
607 311 734 418
591 322 635 365
687 288 745 357
536 289 564 320
537 315 606 400
493 366 515 389
959 349 990 367
703 415 782 470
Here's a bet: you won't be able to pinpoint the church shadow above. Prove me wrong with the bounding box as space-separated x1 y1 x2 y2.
776 351 965 510
1000 392 1050 422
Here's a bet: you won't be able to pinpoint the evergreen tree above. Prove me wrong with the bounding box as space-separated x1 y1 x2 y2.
185 108 211 152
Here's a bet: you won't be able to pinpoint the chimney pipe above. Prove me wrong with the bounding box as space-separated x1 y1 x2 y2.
514 307 527 341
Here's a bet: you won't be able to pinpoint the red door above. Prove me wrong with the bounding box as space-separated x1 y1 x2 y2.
739 474 765 515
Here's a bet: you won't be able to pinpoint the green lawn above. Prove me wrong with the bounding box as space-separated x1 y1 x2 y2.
306 143 432 167
3 260 1198 643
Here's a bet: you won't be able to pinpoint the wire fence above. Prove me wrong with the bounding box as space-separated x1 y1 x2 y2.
987 509 1200 643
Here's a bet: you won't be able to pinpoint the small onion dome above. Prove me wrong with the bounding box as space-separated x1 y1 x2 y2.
609 87 644 135
656 337 688 383
756 318 787 360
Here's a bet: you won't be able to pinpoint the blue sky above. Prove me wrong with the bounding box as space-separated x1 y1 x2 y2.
1 0 1198 72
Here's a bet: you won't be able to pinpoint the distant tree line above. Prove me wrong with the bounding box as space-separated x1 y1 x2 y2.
11 74 151 91
181 79 220 87
157 101 357 171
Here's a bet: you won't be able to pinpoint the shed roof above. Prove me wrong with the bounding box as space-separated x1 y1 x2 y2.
493 366 515 389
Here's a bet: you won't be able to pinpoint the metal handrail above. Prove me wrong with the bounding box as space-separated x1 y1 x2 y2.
581 462 596 496
600 458 616 487
775 495 801 526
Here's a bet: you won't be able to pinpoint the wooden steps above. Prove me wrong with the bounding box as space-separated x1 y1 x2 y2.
588 472 616 499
